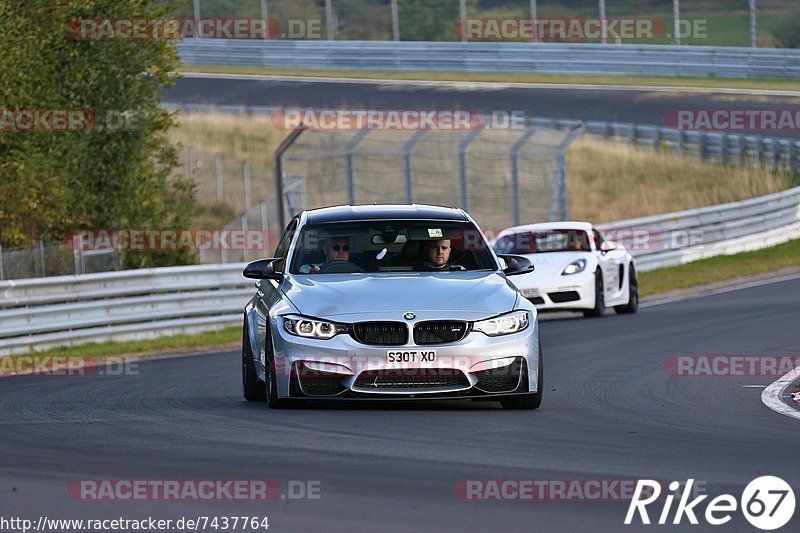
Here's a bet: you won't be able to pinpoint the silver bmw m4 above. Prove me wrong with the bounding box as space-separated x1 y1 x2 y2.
241 204 542 409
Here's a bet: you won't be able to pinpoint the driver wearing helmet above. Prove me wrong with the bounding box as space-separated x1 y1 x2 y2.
299 236 350 274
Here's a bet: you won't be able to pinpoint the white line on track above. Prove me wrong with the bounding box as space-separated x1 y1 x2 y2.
178 71 800 97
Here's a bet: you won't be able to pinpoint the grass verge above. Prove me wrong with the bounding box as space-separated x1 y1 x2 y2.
178 66 800 93
639 237 800 297
7 237 800 364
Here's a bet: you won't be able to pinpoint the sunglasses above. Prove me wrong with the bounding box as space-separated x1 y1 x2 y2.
330 245 350 252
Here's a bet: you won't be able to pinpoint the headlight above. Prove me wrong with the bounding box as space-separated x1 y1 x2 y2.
282 315 348 339
562 259 587 275
473 310 529 337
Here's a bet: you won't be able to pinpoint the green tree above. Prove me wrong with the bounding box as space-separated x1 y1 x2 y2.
398 0 478 41
0 0 195 267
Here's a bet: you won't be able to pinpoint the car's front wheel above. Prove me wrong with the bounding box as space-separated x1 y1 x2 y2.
242 320 266 402
501 347 543 410
615 265 639 314
583 270 605 318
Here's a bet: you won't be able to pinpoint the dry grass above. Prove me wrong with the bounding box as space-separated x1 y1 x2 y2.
169 113 794 227
567 137 792 223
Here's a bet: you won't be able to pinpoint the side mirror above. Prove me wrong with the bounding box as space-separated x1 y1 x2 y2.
243 258 282 280
600 241 618 253
498 254 535 276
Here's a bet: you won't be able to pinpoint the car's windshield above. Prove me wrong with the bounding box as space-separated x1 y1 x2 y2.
494 230 592 254
289 220 497 274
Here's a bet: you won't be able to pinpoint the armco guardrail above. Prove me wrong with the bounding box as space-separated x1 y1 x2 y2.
178 40 800 79
529 118 800 173
596 185 800 271
0 264 250 355
2 186 799 355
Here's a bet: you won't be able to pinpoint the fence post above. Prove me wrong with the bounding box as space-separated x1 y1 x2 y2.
243 160 251 212
38 240 46 277
790 141 798 175
260 200 270 256
457 125 485 211
739 135 746 167
652 128 661 150
215 154 223 203
344 127 371 205
772 139 781 171
72 235 81 275
403 129 428 204
188 146 196 180
510 127 537 227
720 133 727 165
677 131 684 158
0 244 4 280
274 124 307 231
241 214 249 262
698 133 706 162
757 138 764 167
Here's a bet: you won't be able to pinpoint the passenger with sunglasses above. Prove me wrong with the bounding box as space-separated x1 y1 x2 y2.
299 237 351 274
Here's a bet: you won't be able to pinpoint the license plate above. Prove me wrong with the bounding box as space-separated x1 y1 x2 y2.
386 350 437 364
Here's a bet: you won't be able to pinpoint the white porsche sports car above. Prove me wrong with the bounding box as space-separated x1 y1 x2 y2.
492 222 638 317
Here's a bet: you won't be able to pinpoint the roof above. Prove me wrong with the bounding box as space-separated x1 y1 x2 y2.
305 204 468 224
497 221 594 234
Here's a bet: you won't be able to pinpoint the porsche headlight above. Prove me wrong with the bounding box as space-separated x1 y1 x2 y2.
562 259 587 275
282 315 348 339
473 310 529 337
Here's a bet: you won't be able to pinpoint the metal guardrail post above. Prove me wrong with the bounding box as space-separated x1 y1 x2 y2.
274 123 307 230
403 129 427 204
652 128 661 149
772 140 781 171
458 124 485 211
344 127 371 205
0 244 4 280
698 134 706 162
790 142 798 175
510 127 537 227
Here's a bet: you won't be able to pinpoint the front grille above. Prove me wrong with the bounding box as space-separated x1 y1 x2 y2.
413 321 469 345
294 363 347 396
474 358 524 393
353 368 469 390
548 290 581 303
351 322 408 346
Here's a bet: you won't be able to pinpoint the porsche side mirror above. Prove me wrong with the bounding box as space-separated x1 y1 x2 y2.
600 241 618 254
243 258 282 280
498 254 535 276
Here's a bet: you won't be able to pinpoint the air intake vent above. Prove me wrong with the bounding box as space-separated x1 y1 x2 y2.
351 322 408 346
413 321 469 345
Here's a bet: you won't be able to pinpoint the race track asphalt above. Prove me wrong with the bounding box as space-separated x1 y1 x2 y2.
162 75 800 138
1 276 799 532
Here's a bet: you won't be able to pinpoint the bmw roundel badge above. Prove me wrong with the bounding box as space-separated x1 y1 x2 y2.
403 312 416 320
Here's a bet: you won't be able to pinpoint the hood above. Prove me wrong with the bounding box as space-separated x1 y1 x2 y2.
281 271 518 320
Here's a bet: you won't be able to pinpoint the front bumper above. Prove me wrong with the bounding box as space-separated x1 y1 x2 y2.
267 315 540 399
513 271 595 311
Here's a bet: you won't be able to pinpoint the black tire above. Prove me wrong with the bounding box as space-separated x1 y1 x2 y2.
501 347 543 410
242 321 266 402
263 331 291 409
583 270 605 318
615 264 639 315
